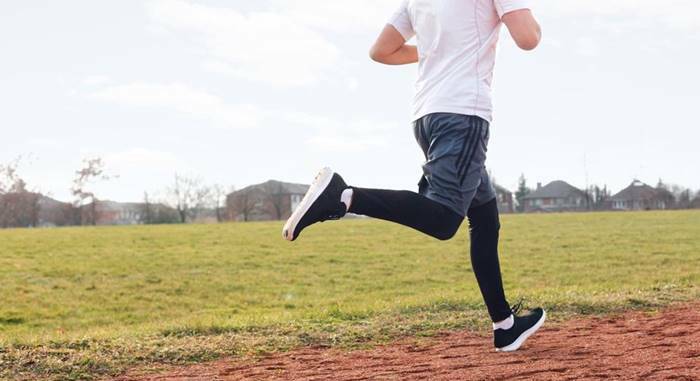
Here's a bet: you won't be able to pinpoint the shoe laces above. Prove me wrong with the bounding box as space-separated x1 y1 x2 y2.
510 299 525 316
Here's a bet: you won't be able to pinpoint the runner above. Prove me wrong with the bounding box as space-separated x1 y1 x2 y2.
283 0 544 352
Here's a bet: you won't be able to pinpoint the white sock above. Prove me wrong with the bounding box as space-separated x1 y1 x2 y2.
340 188 354 211
493 315 514 331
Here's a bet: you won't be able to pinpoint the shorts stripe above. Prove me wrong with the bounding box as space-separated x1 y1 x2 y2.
458 124 482 184
455 121 477 176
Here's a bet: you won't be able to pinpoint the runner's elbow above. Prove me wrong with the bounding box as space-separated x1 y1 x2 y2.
514 33 541 51
369 46 387 63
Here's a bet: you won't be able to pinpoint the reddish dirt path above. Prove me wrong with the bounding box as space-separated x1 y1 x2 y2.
117 304 700 381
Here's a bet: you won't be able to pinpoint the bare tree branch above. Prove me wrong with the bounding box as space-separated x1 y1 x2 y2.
227 188 259 222
260 181 287 220
210 184 233 222
167 174 211 223
0 156 41 228
71 157 115 225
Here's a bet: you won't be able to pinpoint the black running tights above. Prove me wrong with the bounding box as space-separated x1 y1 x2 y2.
348 187 512 322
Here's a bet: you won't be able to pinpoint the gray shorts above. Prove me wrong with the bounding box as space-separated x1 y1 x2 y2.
414 113 496 217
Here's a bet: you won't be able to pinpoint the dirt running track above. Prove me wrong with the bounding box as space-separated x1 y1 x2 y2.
117 304 700 381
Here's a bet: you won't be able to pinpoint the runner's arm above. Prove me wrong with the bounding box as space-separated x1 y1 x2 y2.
370 24 418 65
501 9 541 50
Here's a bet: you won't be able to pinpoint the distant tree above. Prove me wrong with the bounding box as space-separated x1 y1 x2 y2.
157 206 182 224
71 158 114 226
141 192 153 224
588 185 611 211
0 189 40 228
514 174 531 213
656 180 691 209
0 157 22 194
692 191 700 209
0 157 41 228
227 188 259 222
53 200 81 227
676 188 692 209
210 184 231 223
140 192 180 225
167 174 211 223
261 181 287 220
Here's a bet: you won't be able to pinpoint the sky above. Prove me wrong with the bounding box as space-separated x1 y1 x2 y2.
1 0 699 202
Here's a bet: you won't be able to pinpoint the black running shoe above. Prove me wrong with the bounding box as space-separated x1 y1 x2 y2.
282 167 348 241
494 303 546 352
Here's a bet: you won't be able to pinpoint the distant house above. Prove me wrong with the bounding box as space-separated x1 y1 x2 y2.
74 200 180 226
94 201 144 225
521 181 588 213
92 201 181 225
611 180 675 211
494 184 514 214
227 180 309 222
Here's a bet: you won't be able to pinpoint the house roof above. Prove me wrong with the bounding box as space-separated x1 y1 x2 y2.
493 184 512 195
233 180 309 196
0 193 71 210
611 180 670 201
37 195 71 209
522 180 586 200
273 181 309 195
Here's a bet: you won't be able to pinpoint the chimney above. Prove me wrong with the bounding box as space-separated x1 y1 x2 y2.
537 182 542 190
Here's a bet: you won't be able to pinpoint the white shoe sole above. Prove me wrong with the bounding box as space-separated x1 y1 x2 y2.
282 167 334 241
496 310 547 352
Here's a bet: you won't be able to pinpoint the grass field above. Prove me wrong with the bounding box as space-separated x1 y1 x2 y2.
1 210 699 380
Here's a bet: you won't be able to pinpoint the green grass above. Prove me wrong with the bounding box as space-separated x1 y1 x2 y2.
1 210 699 380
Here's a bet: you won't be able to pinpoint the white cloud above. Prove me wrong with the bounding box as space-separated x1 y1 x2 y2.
89 82 261 128
276 0 398 34
274 0 700 35
106 148 180 170
542 0 700 30
85 79 395 141
99 148 188 201
575 37 600 57
285 111 396 133
26 138 61 149
82 75 112 86
285 111 397 152
345 77 360 92
146 0 341 87
305 135 384 152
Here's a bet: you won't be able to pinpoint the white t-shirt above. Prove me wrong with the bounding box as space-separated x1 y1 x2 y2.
389 0 531 123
